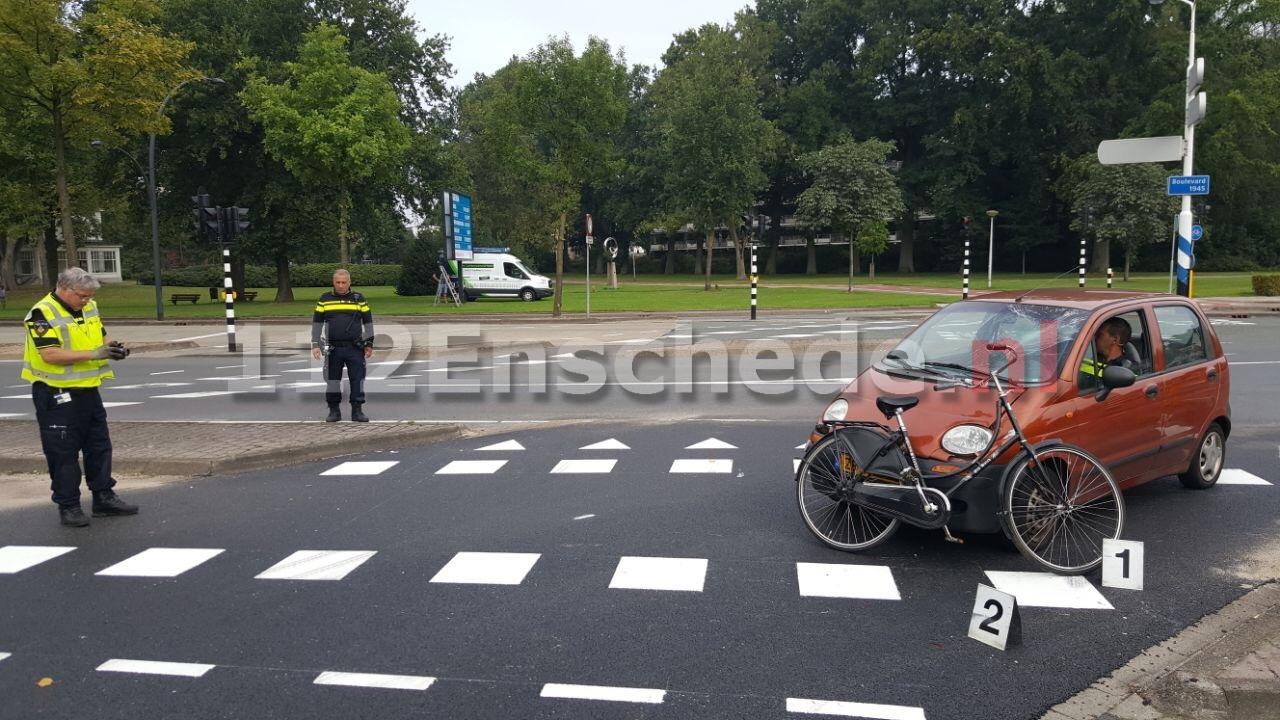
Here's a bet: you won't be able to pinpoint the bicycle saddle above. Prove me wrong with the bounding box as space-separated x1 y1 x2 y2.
876 396 920 419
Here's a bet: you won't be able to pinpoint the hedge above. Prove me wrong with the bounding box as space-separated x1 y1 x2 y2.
136 263 402 288
1252 274 1280 296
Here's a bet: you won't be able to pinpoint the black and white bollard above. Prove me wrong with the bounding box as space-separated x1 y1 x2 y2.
1107 267 1113 289
963 237 970 300
1078 236 1087 288
223 247 237 352
750 243 758 320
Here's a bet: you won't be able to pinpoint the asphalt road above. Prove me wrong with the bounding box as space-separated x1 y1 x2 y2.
0 420 1276 719
1 314 1276 719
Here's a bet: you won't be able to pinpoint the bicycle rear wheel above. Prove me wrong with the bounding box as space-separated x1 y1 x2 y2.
1002 445 1124 575
796 432 899 551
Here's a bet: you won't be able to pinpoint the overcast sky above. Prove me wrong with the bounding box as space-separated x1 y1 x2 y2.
404 0 751 87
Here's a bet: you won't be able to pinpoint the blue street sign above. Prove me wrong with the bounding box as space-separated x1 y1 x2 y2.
1168 175 1210 196
1191 224 1203 241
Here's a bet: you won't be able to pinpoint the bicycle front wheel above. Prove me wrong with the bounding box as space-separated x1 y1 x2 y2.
1002 445 1124 575
796 432 899 552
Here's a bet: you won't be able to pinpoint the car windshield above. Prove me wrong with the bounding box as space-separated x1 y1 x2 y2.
877 301 1091 385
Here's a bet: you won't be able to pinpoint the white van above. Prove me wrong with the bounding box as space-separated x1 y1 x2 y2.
447 250 553 301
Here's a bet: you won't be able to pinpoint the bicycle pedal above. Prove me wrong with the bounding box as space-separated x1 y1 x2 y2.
943 527 965 544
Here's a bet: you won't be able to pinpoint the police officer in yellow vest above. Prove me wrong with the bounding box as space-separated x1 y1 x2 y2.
23 267 138 527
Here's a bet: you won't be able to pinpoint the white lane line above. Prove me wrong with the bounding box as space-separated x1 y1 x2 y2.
171 332 227 342
215 364 244 370
195 375 280 381
435 460 508 475
101 402 143 408
1217 469 1272 485
97 659 215 677
96 548 224 577
475 439 525 451
0 413 26 418
540 683 665 704
0 652 9 663
550 459 617 474
786 697 926 719
609 556 707 592
320 461 399 476
574 514 596 520
107 382 191 389
0 546 75 574
151 390 248 399
314 671 435 691
796 563 900 600
278 359 311 365
256 550 377 581
149 370 185 375
429 551 539 585
1227 360 1280 365
0 394 30 399
984 571 1112 609
669 459 733 474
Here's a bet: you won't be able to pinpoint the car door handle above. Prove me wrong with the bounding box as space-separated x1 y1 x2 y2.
1145 385 1159 398
1207 369 1218 381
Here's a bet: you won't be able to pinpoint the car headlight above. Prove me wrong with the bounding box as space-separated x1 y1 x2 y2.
822 398 849 422
940 424 993 456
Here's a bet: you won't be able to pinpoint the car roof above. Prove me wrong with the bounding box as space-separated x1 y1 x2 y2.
971 288 1185 311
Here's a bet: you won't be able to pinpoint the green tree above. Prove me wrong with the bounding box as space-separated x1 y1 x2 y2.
241 23 411 266
648 23 778 289
456 37 630 315
0 0 195 270
1062 155 1177 280
796 136 903 287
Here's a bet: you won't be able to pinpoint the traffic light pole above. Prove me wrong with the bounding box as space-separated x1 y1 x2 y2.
1176 1 1198 297
223 246 237 352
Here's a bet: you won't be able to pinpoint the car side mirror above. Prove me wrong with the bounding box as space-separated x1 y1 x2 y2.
1093 365 1136 402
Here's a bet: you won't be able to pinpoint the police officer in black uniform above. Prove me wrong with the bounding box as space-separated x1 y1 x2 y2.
311 269 375 422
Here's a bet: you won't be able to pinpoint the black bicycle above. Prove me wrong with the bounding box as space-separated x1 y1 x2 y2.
796 343 1130 575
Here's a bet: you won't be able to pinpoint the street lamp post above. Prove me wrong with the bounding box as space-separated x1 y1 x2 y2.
149 77 224 320
986 209 999 289
1150 0 1201 297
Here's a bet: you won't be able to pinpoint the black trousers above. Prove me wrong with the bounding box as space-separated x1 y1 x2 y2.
31 383 115 508
325 344 366 406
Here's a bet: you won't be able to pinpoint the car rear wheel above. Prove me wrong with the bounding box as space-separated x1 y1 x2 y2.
1178 422 1225 489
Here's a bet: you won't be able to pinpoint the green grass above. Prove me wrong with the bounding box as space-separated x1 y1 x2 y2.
0 271 1262 321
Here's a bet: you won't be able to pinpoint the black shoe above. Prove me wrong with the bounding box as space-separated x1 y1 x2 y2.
350 404 369 423
60 506 90 527
91 491 139 517
326 406 341 422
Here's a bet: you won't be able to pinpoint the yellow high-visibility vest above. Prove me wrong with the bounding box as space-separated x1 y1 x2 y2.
22 294 114 388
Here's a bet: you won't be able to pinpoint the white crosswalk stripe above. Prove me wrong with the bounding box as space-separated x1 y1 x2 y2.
609 556 707 592
313 671 436 691
97 659 215 677
429 551 540 585
0 545 75 574
550 458 616 474
96 548 225 578
984 570 1114 609
669 458 734 473
320 461 399 476
435 459 508 474
796 563 901 600
255 550 377 581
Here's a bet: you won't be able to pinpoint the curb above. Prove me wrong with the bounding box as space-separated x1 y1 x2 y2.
1043 582 1280 720
0 424 464 478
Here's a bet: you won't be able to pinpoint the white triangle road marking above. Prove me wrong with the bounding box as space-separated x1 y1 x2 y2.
685 438 737 450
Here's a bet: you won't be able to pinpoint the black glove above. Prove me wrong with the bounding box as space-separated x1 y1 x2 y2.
106 340 129 360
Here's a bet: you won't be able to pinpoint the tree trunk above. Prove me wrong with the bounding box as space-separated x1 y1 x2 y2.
553 212 565 317
1 232 17 291
895 213 915 273
53 104 79 269
1091 237 1110 274
664 237 675 274
693 242 702 276
338 190 351 267
275 252 294 302
870 255 877 280
729 225 745 279
703 228 714 291
1124 253 1131 281
805 236 816 275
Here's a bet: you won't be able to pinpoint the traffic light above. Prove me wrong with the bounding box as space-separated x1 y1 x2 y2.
192 193 211 239
202 207 222 242
223 206 250 241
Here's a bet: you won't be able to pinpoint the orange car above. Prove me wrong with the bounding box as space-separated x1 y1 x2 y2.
810 289 1231 536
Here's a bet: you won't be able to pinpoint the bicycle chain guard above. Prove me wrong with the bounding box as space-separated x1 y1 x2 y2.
851 483 952 530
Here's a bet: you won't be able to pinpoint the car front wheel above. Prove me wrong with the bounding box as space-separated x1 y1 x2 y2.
1179 422 1226 489
519 288 537 301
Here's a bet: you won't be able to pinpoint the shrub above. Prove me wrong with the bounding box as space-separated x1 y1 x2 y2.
139 263 401 288
1252 274 1280 296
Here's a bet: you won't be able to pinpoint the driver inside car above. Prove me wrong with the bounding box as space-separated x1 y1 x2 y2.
1080 316 1138 379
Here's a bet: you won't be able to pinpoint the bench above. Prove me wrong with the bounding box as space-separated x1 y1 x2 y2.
169 293 201 305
